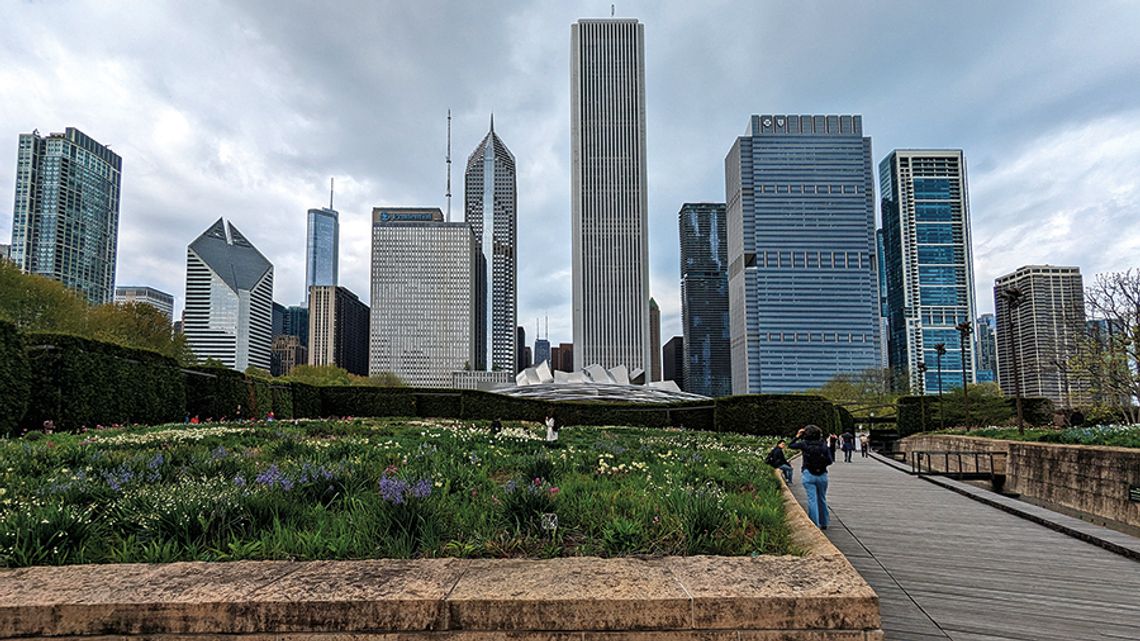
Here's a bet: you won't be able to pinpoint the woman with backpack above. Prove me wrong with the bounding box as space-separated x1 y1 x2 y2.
789 424 834 530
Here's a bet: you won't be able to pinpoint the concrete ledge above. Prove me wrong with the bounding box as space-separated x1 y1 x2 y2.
0 477 882 640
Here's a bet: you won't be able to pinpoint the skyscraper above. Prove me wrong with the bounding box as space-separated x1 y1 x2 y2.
283 305 309 348
976 313 997 383
534 337 551 367
465 119 517 372
10 128 122 305
114 286 175 323
649 298 661 381
994 265 1086 408
876 228 890 368
679 202 732 398
308 285 370 376
370 207 476 387
570 17 650 372
881 150 977 394
306 206 339 292
515 325 529 373
663 336 684 391
184 219 273 371
725 115 880 393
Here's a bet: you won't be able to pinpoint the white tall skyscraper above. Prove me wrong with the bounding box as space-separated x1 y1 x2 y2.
184 219 273 371
464 118 517 372
370 207 477 387
570 17 650 374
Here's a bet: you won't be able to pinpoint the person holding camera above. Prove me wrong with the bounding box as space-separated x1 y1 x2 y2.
789 424 834 530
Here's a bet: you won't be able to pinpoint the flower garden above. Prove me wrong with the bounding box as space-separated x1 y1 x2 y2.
0 419 791 567
937 424 1140 449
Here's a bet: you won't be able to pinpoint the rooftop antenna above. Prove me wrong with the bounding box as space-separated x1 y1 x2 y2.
329 177 334 210
446 109 453 222
611 4 615 16
545 314 549 340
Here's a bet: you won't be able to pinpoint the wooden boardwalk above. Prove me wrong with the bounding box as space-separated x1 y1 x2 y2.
791 452 1140 641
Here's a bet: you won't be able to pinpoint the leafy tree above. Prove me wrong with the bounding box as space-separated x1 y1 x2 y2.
244 366 272 380
935 382 1012 428
1070 269 1140 423
88 302 191 364
368 371 406 388
286 364 352 386
810 368 900 418
0 261 89 334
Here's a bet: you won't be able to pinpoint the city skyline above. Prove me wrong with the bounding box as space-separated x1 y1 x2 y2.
3 3 1140 349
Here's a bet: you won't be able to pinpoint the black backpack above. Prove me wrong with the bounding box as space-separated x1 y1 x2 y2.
800 442 832 475
765 448 782 468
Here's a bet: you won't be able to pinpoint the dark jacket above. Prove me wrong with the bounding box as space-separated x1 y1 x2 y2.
766 445 789 468
789 438 834 475
841 431 856 451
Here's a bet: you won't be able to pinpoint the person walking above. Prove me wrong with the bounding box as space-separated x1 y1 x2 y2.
860 432 870 458
841 430 856 463
789 425 834 529
827 432 839 460
766 440 794 485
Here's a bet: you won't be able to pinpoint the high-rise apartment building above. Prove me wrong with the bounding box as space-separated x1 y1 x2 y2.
370 207 476 387
308 285 370 376
271 335 307 377
114 286 175 323
725 115 880 393
876 228 890 368
570 17 650 372
534 337 551 367
283 305 309 348
679 202 732 398
465 120 517 372
976 313 997 383
10 128 122 304
881 150 977 394
0 244 11 263
551 343 575 373
184 219 273 371
306 207 339 292
649 298 661 381
994 265 1086 408
663 336 684 390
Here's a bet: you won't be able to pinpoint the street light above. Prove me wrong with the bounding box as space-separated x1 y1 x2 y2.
917 362 928 433
935 344 947 430
956 320 974 428
999 286 1027 433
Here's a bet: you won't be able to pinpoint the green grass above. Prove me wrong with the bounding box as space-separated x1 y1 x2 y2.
0 418 791 567
935 424 1140 449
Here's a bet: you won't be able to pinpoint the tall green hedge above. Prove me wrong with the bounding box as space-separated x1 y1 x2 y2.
714 395 838 436
271 384 294 420
1009 397 1055 427
320 386 417 418
291 382 322 418
0 321 30 435
184 367 249 420
21 332 184 432
896 396 938 436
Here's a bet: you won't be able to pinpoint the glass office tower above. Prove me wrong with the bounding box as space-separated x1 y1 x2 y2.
881 150 977 394
679 202 732 397
725 115 881 393
306 207 339 292
10 128 122 304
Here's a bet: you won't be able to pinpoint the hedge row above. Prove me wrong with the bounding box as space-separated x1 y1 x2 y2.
0 323 843 437
896 394 1057 435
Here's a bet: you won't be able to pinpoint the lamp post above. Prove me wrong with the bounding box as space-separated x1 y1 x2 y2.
917 362 928 433
935 343 947 430
999 286 1027 434
956 321 974 428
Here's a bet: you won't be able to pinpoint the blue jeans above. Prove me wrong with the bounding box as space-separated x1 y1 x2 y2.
778 464 793 484
801 469 829 528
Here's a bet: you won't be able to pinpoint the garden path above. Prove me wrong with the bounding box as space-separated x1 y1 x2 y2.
791 451 1140 641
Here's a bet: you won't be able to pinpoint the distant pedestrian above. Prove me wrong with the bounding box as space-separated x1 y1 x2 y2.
789 425 834 530
490 418 502 435
860 433 870 458
841 430 856 463
827 433 839 459
766 440 794 485
545 415 558 445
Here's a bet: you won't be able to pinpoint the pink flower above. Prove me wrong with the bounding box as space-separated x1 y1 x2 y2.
533 477 542 486
549 487 560 495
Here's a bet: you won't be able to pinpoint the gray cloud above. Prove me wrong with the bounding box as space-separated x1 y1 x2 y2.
2 0 1139 347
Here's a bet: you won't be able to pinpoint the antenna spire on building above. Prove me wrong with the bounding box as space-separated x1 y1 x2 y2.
490 112 494 133
446 109 453 222
329 177 334 210
611 4 615 16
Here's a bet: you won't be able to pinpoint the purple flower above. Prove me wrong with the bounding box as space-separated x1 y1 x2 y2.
147 453 164 470
410 479 432 499
211 446 229 460
379 475 408 505
233 475 247 487
255 464 294 491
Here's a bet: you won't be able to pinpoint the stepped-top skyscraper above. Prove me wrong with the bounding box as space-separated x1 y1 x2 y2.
725 115 880 393
306 183 339 294
570 17 650 373
10 127 122 305
184 219 274 371
881 150 977 394
464 118 517 372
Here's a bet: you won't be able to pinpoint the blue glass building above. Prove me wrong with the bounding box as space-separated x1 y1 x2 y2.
880 150 977 394
725 115 881 393
306 207 339 293
679 202 731 397
975 313 997 383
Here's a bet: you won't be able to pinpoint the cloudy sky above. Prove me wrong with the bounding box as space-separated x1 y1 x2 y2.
3 1 1140 347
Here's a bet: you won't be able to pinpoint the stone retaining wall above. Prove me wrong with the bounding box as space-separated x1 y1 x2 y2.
0 479 883 640
899 434 1140 531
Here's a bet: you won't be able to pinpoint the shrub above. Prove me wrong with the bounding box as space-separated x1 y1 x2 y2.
21 332 184 431
271 385 294 420
896 396 938 436
291 383 322 418
320 386 417 418
714 395 837 436
1013 397 1055 426
184 367 248 420
0 320 30 435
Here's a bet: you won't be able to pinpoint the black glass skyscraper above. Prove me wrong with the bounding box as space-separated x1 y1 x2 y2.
679 203 731 397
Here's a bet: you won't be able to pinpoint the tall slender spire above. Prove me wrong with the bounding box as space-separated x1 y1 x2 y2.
329 177 334 209
490 112 494 133
446 109 453 222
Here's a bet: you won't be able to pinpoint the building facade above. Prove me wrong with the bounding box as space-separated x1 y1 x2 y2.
184 219 273 371
976 313 997 383
370 208 476 387
663 336 684 391
10 128 122 305
465 120 518 372
283 305 309 348
515 326 529 373
649 298 661 381
881 150 977 394
534 337 551 367
876 228 890 368
114 286 175 323
994 265 1086 408
570 17 651 373
725 115 880 393
308 285 370 376
679 202 732 398
306 207 339 292
271 335 307 377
